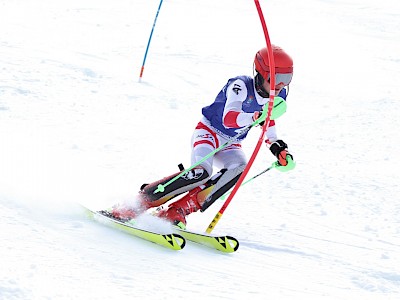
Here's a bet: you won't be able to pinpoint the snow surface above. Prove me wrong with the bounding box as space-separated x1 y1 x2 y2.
1 0 400 299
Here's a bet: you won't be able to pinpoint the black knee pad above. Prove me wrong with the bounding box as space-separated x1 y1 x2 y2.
141 168 210 203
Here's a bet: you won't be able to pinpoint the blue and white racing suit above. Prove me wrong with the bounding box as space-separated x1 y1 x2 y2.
192 75 287 174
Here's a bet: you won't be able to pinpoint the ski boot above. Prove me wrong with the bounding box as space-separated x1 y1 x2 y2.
157 186 203 229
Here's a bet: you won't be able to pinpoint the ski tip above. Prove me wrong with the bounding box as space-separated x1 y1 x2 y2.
168 234 186 250
160 234 186 250
214 235 239 253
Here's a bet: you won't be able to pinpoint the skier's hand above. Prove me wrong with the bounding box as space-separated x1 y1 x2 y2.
272 152 296 172
270 140 296 172
252 111 265 126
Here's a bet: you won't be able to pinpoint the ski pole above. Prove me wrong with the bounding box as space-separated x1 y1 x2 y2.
206 0 276 234
242 163 275 185
139 0 164 82
219 164 275 201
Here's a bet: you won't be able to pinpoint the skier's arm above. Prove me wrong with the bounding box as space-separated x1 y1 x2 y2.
222 79 255 128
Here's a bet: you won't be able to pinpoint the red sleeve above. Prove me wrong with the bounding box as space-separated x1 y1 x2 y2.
223 111 241 128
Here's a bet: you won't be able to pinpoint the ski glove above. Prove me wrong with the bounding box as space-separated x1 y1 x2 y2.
252 111 265 126
270 140 296 172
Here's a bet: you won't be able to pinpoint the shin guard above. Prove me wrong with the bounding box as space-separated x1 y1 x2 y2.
199 165 245 211
140 167 210 208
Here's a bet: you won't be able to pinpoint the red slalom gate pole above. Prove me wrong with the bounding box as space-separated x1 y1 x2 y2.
206 0 276 234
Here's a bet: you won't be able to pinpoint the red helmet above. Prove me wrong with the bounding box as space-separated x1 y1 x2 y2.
254 45 293 84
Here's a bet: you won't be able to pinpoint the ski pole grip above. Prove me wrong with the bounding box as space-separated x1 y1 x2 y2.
253 107 269 126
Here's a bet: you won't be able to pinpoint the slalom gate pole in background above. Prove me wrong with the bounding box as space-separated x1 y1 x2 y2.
138 0 164 82
206 0 276 234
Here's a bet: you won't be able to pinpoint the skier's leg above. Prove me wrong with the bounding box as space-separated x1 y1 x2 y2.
154 122 220 227
110 165 210 221
200 145 247 211
125 122 215 214
158 144 247 227
139 166 210 206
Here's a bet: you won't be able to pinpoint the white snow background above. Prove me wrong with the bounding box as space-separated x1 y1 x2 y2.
1 0 400 299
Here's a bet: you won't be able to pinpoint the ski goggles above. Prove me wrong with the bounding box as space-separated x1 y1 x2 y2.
267 72 293 86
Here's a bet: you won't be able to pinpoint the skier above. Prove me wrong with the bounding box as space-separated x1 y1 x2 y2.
111 45 296 229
